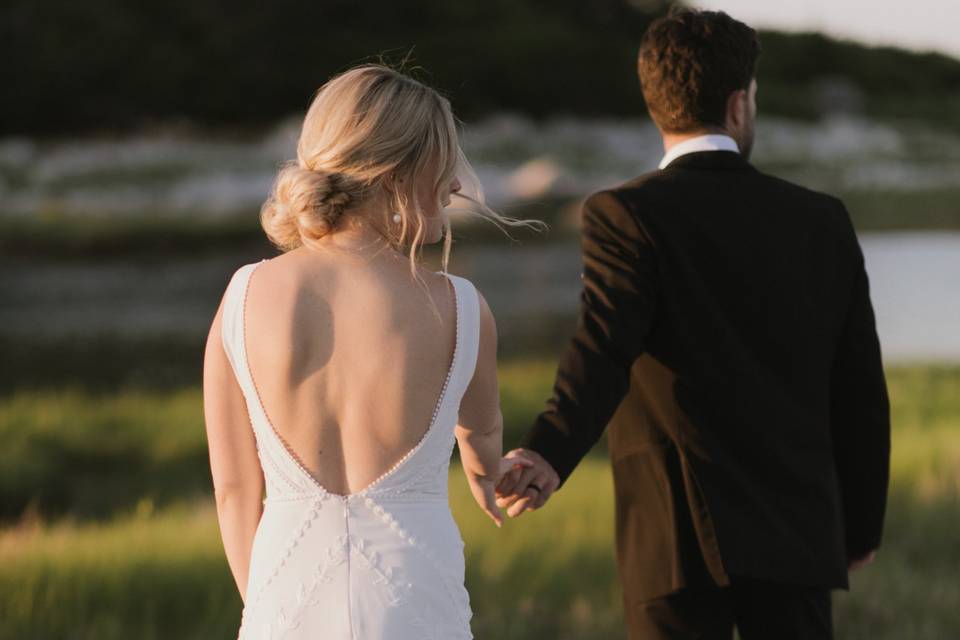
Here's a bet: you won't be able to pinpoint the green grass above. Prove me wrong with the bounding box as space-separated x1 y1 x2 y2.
833 491 960 640
0 358 566 522
0 462 621 640
886 366 960 498
0 387 211 520
0 500 239 640
1 361 958 638
2 463 957 639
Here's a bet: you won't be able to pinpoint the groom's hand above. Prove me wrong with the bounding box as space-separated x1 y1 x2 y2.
464 454 534 528
494 448 560 518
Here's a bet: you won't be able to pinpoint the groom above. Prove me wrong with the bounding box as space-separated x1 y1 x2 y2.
496 9 890 639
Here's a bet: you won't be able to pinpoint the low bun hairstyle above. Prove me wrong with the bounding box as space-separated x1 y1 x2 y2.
260 165 358 251
260 63 542 272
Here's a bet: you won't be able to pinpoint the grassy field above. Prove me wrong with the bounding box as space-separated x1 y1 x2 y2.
1 361 958 639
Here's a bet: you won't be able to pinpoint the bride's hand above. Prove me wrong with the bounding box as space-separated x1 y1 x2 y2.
465 452 534 527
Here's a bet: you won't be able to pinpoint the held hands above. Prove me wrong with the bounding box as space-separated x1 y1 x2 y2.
494 448 561 518
465 453 535 528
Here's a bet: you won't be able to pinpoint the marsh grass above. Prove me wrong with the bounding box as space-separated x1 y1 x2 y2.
0 362 958 638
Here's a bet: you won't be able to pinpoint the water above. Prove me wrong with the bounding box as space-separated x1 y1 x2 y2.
458 231 960 363
859 232 960 362
1 232 956 363
2 113 957 362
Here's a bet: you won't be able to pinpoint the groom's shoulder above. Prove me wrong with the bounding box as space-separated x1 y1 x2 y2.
751 170 854 231
605 168 715 206
753 168 845 208
613 168 676 194
609 166 847 218
595 170 675 209
613 165 836 201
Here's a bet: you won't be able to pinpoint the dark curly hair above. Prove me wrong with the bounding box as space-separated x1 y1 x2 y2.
638 9 760 133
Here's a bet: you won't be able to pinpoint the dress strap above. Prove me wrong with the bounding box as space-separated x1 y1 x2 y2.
220 262 260 387
443 273 481 392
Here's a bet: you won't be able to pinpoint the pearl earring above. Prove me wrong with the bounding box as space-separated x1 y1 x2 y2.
392 214 401 224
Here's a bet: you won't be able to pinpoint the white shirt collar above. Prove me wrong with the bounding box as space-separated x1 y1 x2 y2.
658 134 740 170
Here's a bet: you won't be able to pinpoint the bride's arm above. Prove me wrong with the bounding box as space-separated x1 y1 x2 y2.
455 291 501 473
202 300 265 603
455 291 530 525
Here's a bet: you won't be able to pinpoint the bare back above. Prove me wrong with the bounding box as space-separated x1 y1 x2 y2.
242 246 458 496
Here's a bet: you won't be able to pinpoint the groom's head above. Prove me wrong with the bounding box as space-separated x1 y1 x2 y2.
638 9 760 159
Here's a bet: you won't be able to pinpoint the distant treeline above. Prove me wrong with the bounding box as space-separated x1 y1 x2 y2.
4 0 960 136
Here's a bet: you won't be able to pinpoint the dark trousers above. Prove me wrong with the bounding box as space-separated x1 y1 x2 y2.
625 576 833 640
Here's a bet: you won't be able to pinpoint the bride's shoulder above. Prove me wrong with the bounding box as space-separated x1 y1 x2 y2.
432 268 471 285
230 255 313 309
225 257 271 283
430 270 481 298
435 271 494 333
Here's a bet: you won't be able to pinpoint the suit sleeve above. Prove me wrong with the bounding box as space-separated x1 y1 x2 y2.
518 190 658 488
829 201 891 559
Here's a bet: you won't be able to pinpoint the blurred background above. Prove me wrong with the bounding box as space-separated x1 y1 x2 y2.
1 0 958 638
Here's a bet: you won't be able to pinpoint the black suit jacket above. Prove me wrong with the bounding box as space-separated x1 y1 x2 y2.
518 150 891 603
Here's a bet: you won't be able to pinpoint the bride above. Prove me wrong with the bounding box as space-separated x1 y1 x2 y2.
202 64 537 639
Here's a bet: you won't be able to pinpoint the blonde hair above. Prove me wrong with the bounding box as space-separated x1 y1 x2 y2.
260 63 541 275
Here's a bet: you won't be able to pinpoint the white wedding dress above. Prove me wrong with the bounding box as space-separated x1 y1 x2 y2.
220 260 479 639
